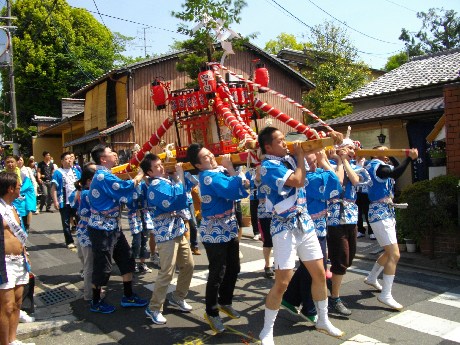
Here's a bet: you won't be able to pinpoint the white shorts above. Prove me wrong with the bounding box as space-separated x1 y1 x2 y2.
372 218 397 247
0 255 29 290
272 229 323 270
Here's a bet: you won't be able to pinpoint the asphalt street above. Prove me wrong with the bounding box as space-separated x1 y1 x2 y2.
16 211 460 345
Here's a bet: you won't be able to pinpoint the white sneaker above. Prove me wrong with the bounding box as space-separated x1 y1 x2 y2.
145 307 167 324
369 234 376 240
19 310 35 323
168 294 192 312
151 252 160 267
253 234 261 241
364 277 383 291
315 318 344 337
377 295 403 310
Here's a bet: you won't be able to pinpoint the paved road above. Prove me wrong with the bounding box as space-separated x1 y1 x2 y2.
18 211 460 345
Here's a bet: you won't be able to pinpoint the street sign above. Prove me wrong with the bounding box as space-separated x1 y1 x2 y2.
0 28 10 57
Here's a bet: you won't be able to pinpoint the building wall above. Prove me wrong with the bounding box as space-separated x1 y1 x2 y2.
444 82 460 177
32 136 62 162
332 120 412 192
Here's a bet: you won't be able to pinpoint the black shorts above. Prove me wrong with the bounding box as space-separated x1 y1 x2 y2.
259 218 273 248
326 224 357 275
88 226 135 287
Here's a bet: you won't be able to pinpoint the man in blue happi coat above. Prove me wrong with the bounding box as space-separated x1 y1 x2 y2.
187 143 249 334
87 144 148 314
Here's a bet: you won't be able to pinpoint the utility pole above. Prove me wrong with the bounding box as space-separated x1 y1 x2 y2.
6 0 18 155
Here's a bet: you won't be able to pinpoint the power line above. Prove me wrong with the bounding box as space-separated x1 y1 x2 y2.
305 0 399 45
382 0 417 13
70 6 183 35
268 0 402 57
91 0 107 29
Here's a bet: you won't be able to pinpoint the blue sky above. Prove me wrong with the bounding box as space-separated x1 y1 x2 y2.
54 0 460 69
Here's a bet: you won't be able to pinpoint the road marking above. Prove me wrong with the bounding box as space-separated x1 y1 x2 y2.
430 291 460 309
348 266 370 275
386 310 460 342
341 334 389 345
239 242 263 251
145 259 267 292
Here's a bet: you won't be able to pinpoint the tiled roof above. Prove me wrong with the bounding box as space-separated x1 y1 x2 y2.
100 120 133 135
315 97 444 127
343 49 460 100
63 131 100 147
63 120 133 147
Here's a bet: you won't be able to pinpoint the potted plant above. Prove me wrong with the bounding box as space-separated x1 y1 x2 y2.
426 140 446 167
240 201 251 227
397 175 459 258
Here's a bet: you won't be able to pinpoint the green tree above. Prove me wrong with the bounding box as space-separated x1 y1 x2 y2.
264 33 305 55
400 8 460 55
384 51 409 71
302 22 371 120
171 0 248 86
1 0 131 124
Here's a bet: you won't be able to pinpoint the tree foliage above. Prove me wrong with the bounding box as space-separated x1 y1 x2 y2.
264 33 305 55
387 8 460 71
171 0 248 87
262 23 370 120
384 51 408 71
400 8 460 55
303 22 370 120
0 0 131 124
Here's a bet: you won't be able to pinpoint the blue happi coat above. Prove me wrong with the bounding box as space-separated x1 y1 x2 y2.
365 159 395 223
305 168 342 237
199 167 248 243
88 166 140 231
145 177 188 244
260 155 315 237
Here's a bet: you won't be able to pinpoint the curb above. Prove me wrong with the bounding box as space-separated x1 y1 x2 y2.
17 315 77 340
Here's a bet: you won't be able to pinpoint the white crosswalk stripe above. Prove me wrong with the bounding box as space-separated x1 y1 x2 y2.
430 291 460 309
341 334 389 345
386 310 460 342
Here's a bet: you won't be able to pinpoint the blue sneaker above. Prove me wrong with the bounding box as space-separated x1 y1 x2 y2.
121 294 148 308
90 300 115 314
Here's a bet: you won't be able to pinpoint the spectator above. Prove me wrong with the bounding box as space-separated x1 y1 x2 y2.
0 172 35 345
51 152 81 249
17 156 38 232
37 151 54 212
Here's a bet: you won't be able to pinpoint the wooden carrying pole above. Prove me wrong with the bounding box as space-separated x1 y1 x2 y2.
112 137 335 178
355 149 410 157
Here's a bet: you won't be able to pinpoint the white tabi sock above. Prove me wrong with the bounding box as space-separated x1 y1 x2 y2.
364 262 384 290
367 262 384 281
259 307 278 345
378 274 403 310
315 299 344 337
